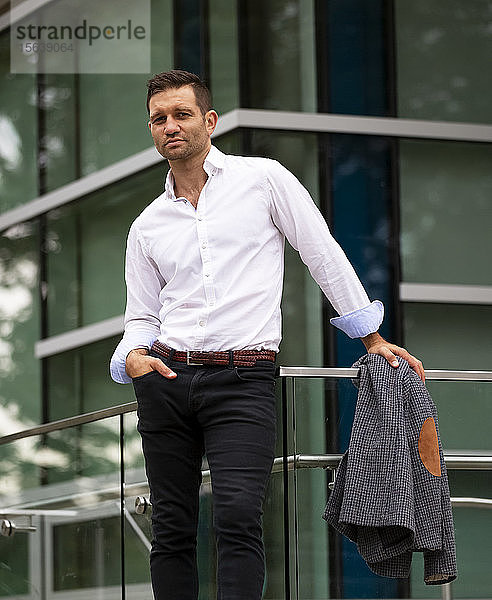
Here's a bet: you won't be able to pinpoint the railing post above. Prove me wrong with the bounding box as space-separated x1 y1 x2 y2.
441 582 453 600
281 376 291 600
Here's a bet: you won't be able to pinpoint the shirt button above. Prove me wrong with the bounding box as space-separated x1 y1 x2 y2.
205 273 210 277
199 320 205 327
201 243 207 249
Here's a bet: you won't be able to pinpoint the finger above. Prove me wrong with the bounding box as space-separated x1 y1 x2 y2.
149 358 177 379
408 355 425 383
393 349 425 382
377 346 400 368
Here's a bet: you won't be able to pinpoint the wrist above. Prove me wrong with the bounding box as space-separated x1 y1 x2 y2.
361 331 384 351
127 348 149 359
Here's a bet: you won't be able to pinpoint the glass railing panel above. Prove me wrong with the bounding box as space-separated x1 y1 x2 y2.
425 380 492 451
0 416 123 599
290 377 330 599
289 373 492 599
263 470 287 599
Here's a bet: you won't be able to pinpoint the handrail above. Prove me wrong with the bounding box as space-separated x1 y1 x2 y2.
0 367 490 446
279 366 492 381
3 455 491 512
0 401 138 445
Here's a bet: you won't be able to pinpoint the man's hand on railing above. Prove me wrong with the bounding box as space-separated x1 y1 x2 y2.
361 332 425 383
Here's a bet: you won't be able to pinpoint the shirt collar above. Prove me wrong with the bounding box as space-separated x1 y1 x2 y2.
164 145 226 201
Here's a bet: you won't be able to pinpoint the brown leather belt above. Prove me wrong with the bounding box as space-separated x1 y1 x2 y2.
151 341 276 367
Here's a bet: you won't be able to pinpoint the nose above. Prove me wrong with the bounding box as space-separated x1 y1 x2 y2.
164 117 180 135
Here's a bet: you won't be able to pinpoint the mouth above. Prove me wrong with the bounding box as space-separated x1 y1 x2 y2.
165 139 185 146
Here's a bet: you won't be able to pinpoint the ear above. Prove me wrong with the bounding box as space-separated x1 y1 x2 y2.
148 120 152 130
205 110 218 136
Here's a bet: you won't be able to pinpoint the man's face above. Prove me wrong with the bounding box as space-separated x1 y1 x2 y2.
148 85 216 161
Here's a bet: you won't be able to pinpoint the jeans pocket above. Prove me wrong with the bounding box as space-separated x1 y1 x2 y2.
131 370 161 382
234 361 276 383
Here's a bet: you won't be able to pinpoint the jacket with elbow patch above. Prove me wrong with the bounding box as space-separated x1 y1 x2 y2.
323 354 457 585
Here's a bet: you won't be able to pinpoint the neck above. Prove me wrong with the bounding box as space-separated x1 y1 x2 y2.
169 143 211 201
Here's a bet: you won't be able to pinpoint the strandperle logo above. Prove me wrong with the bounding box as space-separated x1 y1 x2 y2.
15 19 147 46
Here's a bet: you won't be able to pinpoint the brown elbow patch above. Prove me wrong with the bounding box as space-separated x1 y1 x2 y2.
418 417 441 476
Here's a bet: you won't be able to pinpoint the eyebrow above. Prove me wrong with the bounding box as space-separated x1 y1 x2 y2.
150 106 195 120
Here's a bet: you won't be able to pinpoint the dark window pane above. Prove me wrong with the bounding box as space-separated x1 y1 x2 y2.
240 0 317 111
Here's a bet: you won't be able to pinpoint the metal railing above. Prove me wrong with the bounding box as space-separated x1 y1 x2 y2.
1 367 490 447
0 366 491 600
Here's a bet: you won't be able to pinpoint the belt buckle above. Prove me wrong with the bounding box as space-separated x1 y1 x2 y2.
186 351 204 366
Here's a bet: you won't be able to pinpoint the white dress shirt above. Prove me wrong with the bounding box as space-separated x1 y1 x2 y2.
110 146 383 383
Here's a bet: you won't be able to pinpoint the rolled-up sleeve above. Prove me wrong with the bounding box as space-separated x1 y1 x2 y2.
266 159 384 338
109 223 165 384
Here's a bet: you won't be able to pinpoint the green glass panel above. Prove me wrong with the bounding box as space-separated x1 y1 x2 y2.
46 164 166 334
47 336 135 422
0 436 41 501
0 533 30 596
395 0 492 124
0 417 124 596
43 417 121 485
78 0 173 176
213 130 241 156
43 74 78 192
399 139 492 285
249 129 323 367
53 517 121 590
208 0 240 114
241 0 317 111
37 1 172 191
0 31 38 210
403 303 491 372
263 471 287 599
293 378 330 599
404 302 492 456
411 472 492 599
0 221 41 435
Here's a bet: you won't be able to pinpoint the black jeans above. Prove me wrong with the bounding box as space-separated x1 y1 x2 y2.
133 354 276 600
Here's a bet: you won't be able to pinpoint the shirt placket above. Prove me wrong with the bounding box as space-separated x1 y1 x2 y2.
193 173 216 349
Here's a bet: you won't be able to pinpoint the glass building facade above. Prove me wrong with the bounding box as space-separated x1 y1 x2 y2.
0 1 491 598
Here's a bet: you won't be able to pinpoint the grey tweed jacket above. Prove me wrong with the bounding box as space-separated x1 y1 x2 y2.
323 354 457 585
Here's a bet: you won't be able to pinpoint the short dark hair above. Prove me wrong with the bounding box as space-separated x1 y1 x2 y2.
146 70 212 115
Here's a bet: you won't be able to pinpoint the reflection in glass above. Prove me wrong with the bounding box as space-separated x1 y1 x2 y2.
403 303 492 372
249 129 322 367
395 0 492 124
45 165 166 335
0 221 41 437
240 0 317 112
209 0 240 114
0 31 38 211
0 533 31 597
400 140 492 286
0 417 122 597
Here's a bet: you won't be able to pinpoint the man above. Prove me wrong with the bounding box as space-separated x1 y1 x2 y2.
110 70 424 600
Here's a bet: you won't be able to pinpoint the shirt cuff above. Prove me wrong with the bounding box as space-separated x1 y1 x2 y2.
330 300 384 339
109 336 155 384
